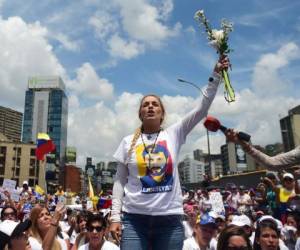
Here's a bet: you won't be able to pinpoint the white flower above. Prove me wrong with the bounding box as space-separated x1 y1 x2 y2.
194 9 204 19
208 40 220 50
211 29 224 43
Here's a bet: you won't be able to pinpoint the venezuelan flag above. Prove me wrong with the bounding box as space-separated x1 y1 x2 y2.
35 133 56 160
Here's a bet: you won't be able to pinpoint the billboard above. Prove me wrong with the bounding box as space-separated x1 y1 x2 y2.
235 144 247 170
66 147 76 163
28 76 65 91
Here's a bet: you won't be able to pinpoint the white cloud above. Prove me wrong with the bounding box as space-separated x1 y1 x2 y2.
88 10 119 40
0 16 65 110
252 42 300 95
50 32 81 52
108 34 145 59
88 0 180 60
68 63 114 100
116 0 180 47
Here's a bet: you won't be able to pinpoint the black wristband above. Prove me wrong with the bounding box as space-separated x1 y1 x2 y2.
209 77 214 82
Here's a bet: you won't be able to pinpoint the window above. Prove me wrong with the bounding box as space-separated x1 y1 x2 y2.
30 148 35 156
16 168 20 176
29 167 35 176
0 167 4 175
0 147 6 154
29 179 35 187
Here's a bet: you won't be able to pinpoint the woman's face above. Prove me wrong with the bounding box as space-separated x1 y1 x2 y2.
79 217 87 231
37 208 51 232
139 96 163 125
2 207 17 221
226 215 234 226
257 227 279 250
283 177 294 190
286 215 297 228
228 235 248 249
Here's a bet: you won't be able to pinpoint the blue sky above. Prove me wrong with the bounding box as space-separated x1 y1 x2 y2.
0 0 300 166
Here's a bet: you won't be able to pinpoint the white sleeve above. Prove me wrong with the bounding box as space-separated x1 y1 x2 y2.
170 72 221 144
248 145 300 170
111 162 128 223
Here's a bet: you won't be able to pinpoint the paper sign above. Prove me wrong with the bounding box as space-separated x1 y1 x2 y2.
3 179 16 191
10 190 21 202
209 191 225 214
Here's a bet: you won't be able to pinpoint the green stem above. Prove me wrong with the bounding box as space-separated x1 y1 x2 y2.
222 69 235 102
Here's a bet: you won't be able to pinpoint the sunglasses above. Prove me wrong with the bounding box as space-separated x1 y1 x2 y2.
88 226 104 233
284 178 294 182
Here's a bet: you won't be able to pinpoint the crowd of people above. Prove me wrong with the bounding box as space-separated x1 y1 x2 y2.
1 55 299 250
1 169 300 250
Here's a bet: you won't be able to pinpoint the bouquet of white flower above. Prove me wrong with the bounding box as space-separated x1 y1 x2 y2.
194 9 235 103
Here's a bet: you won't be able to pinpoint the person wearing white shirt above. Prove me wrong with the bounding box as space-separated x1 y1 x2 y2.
78 213 119 250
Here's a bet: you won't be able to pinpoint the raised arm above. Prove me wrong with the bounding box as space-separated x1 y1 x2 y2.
174 57 229 140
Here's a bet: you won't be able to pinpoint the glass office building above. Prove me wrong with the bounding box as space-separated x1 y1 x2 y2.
22 76 68 161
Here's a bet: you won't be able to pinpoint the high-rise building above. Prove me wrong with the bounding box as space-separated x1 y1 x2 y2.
0 106 23 141
221 142 256 175
180 156 206 184
22 76 68 161
280 105 300 152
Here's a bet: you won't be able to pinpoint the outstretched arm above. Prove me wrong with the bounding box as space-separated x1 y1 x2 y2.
226 129 300 170
173 57 229 141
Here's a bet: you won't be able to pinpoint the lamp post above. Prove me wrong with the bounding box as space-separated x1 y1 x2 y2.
206 128 211 175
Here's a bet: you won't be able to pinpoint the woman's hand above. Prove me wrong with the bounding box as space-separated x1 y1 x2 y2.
109 222 122 245
52 203 66 224
225 128 240 144
214 56 230 73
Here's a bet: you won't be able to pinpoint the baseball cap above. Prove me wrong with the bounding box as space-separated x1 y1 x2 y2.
0 219 31 249
23 181 28 185
209 211 225 221
230 215 251 227
283 173 294 180
198 213 217 228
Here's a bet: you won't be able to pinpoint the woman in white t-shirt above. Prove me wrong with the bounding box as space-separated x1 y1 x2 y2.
28 203 67 250
109 57 229 250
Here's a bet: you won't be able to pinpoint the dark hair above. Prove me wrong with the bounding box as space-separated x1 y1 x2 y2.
86 213 106 229
0 206 17 221
286 211 300 231
253 219 280 250
77 210 90 224
217 225 252 250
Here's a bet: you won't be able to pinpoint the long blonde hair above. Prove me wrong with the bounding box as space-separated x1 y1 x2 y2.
29 205 62 250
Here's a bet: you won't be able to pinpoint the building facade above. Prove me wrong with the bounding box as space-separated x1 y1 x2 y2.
0 106 23 141
280 105 300 152
0 133 46 189
221 142 256 175
180 156 206 184
64 164 82 193
22 76 68 161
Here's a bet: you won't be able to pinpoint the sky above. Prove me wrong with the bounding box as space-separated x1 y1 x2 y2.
0 0 300 167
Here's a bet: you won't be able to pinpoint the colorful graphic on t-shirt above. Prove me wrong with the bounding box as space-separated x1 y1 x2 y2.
136 140 173 193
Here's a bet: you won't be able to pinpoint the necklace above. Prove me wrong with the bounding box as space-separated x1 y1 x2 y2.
141 129 161 168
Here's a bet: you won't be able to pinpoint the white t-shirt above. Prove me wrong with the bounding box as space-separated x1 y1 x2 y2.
78 241 120 250
183 236 216 250
113 74 220 216
29 236 68 250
